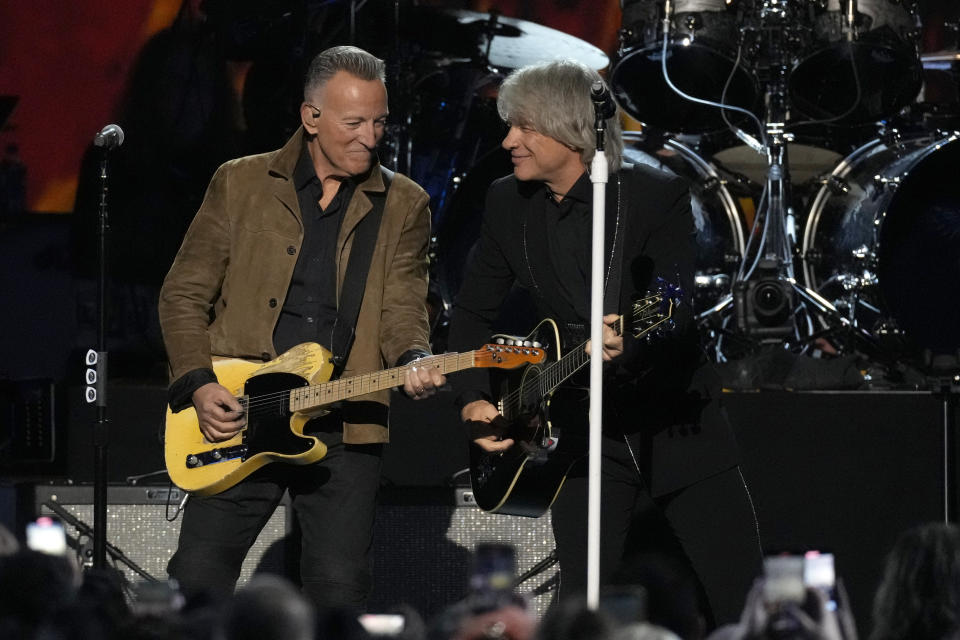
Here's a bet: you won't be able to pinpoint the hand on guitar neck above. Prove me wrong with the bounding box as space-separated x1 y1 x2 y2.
583 314 625 361
401 357 447 400
463 314 623 454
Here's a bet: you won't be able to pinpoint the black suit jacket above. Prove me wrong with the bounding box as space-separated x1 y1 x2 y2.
447 164 740 496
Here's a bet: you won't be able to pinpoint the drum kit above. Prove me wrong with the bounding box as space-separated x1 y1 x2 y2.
397 2 960 371
608 0 960 369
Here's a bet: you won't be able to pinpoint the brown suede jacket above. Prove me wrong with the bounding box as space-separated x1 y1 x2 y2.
158 127 432 443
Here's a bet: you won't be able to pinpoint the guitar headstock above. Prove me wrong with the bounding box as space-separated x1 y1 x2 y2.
475 344 546 368
629 278 685 339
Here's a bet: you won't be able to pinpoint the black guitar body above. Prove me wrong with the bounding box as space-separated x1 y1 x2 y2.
468 319 585 517
469 385 586 517
466 289 678 518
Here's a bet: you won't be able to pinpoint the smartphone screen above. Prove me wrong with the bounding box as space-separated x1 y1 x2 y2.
26 516 67 556
763 554 805 605
358 614 405 636
803 551 837 610
470 542 516 597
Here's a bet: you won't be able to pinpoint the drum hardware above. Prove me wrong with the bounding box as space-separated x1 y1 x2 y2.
677 0 903 359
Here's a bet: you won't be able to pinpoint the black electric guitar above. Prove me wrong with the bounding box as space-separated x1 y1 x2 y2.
165 342 545 496
468 283 682 517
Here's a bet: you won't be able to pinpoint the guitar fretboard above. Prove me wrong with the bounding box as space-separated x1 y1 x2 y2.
288 351 479 412
502 296 671 417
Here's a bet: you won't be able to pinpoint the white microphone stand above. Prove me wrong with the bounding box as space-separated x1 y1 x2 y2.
586 83 611 609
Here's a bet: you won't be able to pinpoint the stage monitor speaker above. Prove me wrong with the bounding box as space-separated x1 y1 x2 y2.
29 485 291 587
370 488 558 618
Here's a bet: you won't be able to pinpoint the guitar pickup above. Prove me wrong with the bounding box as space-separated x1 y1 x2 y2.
185 444 248 468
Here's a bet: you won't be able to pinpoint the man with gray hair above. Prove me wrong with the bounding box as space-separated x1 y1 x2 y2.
159 45 444 608
447 59 761 629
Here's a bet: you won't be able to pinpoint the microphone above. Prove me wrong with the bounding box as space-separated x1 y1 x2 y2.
732 125 765 154
590 81 617 121
93 124 125 149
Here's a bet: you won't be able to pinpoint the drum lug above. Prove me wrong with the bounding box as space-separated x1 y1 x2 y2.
872 174 902 190
878 126 903 148
825 175 849 195
850 244 874 262
683 14 703 33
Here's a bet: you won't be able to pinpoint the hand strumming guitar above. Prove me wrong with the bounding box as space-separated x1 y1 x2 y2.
462 399 515 453
192 382 246 442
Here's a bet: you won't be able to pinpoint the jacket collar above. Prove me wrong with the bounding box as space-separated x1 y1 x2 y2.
268 126 386 194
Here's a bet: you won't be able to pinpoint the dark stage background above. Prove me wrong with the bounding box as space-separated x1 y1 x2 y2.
2 0 960 634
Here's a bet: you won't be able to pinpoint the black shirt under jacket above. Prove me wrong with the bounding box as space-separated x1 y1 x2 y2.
273 141 354 356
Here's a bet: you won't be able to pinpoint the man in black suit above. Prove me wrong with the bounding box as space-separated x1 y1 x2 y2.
446 59 762 630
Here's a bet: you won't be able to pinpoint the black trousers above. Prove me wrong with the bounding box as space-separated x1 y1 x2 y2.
167 430 383 610
550 433 762 629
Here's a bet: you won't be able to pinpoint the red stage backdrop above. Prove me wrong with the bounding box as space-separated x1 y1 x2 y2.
1 0 955 213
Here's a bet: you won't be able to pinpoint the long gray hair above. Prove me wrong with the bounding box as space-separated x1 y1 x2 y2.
497 59 623 172
303 45 386 101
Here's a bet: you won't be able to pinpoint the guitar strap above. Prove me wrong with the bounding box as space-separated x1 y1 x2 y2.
602 169 628 316
329 166 393 373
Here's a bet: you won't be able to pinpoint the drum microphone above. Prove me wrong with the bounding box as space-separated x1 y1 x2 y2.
93 124 125 149
591 81 617 120
732 125 765 155
662 0 673 36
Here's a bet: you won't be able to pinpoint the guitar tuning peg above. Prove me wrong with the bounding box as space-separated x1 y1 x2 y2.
532 341 542 348
495 337 505 345
522 340 533 347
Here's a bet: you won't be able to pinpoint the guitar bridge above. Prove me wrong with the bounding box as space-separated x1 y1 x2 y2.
185 444 249 468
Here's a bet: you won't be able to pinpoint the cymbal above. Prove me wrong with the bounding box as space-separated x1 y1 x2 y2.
409 8 609 71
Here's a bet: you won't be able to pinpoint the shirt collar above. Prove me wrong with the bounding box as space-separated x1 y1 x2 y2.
546 171 591 206
293 139 320 191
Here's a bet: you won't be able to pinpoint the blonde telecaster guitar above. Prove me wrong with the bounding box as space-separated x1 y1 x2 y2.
165 341 545 496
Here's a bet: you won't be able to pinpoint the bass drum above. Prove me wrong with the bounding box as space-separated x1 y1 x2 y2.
611 0 758 134
801 132 960 356
622 131 747 314
789 0 922 124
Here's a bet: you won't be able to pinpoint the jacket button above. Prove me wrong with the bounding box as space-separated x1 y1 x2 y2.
261 352 271 361
268 298 278 308
287 245 296 255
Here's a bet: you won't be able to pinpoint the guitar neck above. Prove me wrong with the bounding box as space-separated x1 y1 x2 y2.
288 350 482 412
537 315 625 397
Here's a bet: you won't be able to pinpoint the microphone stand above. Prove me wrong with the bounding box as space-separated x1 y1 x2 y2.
43 501 157 582
90 143 114 570
586 85 612 610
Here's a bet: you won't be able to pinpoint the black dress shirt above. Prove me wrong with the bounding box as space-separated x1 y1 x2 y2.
273 142 355 355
